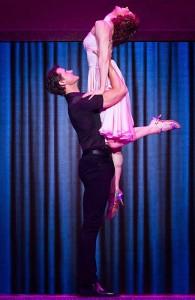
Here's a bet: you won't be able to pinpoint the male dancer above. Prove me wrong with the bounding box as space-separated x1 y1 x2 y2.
45 58 127 296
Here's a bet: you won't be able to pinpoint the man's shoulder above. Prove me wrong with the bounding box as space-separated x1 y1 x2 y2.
65 92 103 111
66 92 103 102
65 92 84 104
65 92 84 98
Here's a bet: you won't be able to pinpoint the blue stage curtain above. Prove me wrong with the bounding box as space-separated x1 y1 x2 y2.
0 42 194 294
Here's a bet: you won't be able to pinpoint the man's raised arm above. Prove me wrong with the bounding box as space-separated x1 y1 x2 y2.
102 62 128 109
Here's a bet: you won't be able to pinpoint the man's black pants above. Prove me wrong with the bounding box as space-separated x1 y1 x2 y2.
78 151 114 286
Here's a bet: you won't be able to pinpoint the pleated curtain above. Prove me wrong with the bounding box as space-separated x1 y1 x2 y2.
0 41 194 294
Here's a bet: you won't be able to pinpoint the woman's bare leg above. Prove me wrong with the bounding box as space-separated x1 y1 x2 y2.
106 126 153 220
107 117 182 149
106 116 181 219
111 148 123 191
106 144 125 220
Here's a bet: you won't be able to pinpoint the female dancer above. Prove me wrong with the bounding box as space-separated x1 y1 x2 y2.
83 6 181 219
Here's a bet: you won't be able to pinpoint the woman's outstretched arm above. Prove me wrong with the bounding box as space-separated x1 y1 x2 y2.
95 20 113 94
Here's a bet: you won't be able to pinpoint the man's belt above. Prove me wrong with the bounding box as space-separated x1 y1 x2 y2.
82 148 111 157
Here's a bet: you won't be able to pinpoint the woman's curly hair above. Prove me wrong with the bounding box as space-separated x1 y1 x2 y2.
45 65 65 96
112 13 140 46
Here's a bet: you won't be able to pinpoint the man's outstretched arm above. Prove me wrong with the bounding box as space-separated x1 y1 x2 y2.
102 63 128 109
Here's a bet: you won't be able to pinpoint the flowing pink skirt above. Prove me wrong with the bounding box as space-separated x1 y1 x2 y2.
87 60 135 142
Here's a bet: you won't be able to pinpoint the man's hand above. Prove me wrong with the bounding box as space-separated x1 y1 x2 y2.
82 89 104 99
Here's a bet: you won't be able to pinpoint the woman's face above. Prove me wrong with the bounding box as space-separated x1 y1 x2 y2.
115 6 130 16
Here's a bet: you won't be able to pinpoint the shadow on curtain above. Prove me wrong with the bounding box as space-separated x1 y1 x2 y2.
0 41 194 294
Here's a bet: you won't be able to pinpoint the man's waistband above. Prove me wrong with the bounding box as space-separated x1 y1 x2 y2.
82 147 111 157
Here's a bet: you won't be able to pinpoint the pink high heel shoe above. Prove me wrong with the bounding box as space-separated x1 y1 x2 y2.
106 189 125 220
150 114 181 132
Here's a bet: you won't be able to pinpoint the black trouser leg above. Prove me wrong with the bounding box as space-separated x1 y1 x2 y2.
78 154 114 286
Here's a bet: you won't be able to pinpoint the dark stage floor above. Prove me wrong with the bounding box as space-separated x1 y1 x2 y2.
0 295 195 300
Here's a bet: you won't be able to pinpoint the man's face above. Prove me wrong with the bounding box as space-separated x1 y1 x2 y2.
56 67 79 86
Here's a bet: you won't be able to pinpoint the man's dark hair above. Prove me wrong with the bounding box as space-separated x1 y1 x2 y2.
112 13 140 46
45 65 65 96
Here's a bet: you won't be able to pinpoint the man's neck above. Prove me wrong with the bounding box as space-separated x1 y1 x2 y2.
66 86 80 94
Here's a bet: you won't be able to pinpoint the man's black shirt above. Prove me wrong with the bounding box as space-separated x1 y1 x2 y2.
65 92 106 151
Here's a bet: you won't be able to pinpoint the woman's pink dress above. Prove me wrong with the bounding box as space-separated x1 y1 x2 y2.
83 31 135 142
